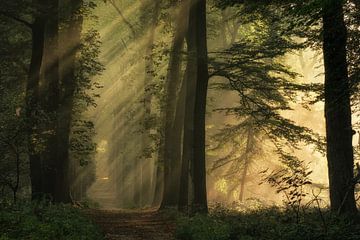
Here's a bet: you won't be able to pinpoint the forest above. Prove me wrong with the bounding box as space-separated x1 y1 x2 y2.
1 0 360 239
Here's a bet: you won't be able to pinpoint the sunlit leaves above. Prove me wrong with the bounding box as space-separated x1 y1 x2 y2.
207 1 325 198
261 163 313 221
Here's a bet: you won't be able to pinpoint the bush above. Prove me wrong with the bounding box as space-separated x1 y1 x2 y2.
176 207 360 240
0 201 104 240
176 214 231 240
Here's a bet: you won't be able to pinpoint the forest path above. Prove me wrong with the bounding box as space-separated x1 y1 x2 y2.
85 209 177 240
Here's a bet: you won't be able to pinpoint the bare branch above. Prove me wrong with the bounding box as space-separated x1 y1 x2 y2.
108 0 136 37
0 11 32 28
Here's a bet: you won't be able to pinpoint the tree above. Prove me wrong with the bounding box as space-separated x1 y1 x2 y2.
161 0 189 209
322 0 357 215
139 0 161 207
0 0 50 201
26 0 48 200
178 1 198 212
191 0 209 213
207 1 324 203
40 0 60 201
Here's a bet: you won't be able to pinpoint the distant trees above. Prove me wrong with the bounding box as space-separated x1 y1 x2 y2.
207 1 324 204
211 0 359 216
2 0 360 217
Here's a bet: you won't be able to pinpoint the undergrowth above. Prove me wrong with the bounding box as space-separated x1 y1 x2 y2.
176 206 360 240
0 200 104 240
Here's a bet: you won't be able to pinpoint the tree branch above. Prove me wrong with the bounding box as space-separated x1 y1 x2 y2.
108 0 136 37
0 11 32 28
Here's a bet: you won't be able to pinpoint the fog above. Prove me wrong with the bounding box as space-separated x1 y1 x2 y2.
80 1 351 210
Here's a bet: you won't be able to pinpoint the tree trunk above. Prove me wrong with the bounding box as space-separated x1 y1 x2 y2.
322 0 357 215
178 23 197 212
54 0 83 203
27 8 47 201
160 2 188 209
41 0 60 201
141 0 160 207
191 0 209 214
152 159 164 207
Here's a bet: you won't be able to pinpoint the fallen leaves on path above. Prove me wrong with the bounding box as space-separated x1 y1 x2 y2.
85 209 177 240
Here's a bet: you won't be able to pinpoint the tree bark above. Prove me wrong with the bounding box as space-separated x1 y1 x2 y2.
41 0 60 201
178 22 197 212
160 2 188 209
140 0 160 207
322 0 357 215
54 0 83 203
27 5 47 200
191 0 209 214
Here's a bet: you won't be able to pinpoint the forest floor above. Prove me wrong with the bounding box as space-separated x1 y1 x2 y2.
85 209 177 240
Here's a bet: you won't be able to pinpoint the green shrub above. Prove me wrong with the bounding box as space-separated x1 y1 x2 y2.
0 201 104 240
175 207 360 240
176 214 231 240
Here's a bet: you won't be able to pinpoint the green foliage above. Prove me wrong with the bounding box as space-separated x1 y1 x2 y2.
207 1 325 198
176 214 231 240
77 197 100 209
75 28 104 109
0 5 30 201
68 2 104 201
0 201 104 240
176 207 360 240
260 163 313 222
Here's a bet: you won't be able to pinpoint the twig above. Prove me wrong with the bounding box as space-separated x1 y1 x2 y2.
312 189 327 234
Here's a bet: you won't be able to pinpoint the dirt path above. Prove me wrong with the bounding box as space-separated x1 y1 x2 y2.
85 209 177 240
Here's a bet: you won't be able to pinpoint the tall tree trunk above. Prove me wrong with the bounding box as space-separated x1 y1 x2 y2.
178 25 196 212
27 4 47 200
322 0 357 215
152 158 163 207
141 0 160 205
173 62 188 212
54 0 83 203
160 2 188 209
41 0 60 201
191 0 209 214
